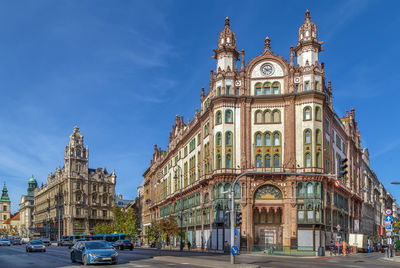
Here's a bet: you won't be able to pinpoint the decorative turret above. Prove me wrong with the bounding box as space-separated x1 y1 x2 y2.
1 183 10 202
213 17 240 73
64 126 88 176
27 175 38 196
294 10 324 67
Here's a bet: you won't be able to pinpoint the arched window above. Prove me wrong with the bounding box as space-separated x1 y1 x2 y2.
263 82 271 95
216 111 222 124
272 110 280 123
254 184 282 200
256 154 262 167
255 133 262 146
255 110 263 123
264 133 271 146
226 154 231 168
255 83 262 96
304 81 310 91
273 132 280 146
316 152 321 168
273 154 280 167
315 129 321 145
204 123 209 137
225 131 232 146
307 183 313 194
225 109 233 123
217 86 221 96
315 106 322 121
304 107 311 120
305 153 311 167
305 130 311 144
223 183 230 198
216 154 222 169
297 182 304 196
216 132 222 146
265 154 271 168
264 110 272 123
226 85 231 95
272 82 280 94
204 193 209 203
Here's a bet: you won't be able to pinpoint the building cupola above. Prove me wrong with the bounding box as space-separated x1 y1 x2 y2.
1 183 10 202
294 10 324 67
27 175 38 196
213 17 240 73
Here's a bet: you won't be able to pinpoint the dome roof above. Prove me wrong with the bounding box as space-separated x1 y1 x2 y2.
28 176 37 184
217 17 236 49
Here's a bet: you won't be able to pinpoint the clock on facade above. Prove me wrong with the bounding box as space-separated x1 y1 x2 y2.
261 64 274 76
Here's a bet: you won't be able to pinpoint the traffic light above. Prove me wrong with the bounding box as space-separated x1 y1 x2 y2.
236 211 242 226
338 158 348 178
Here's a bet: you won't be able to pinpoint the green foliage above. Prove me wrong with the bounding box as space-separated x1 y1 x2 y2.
93 206 138 237
159 216 179 243
147 221 160 242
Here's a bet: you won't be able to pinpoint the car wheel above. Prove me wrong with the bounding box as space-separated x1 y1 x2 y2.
130 247 133 251
121 245 124 250
71 253 76 263
43 249 46 252
83 255 88 266
26 248 28 252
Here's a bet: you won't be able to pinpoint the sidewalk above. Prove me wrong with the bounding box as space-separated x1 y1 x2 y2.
138 245 225 254
153 256 260 268
382 256 400 263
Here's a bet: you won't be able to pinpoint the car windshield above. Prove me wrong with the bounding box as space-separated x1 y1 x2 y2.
31 241 43 245
85 241 112 250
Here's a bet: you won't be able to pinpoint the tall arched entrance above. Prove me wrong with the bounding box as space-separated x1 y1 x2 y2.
253 184 284 251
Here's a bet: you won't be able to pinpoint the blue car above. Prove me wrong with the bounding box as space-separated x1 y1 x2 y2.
70 240 118 265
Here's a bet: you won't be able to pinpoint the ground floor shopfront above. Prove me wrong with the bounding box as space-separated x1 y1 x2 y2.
151 173 362 252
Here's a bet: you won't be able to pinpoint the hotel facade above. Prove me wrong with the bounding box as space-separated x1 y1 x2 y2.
145 11 365 252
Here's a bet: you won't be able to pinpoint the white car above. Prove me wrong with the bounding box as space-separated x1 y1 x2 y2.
0 239 11 246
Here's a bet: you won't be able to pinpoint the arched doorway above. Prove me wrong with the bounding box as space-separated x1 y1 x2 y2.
253 184 283 251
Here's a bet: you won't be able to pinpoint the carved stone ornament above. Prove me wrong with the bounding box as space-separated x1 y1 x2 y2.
235 80 242 86
254 184 283 200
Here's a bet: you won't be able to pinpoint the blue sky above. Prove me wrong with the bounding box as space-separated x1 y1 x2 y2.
0 0 399 213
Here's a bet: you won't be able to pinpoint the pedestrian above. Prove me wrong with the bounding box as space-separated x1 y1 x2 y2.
187 241 191 251
335 241 339 255
224 241 229 254
330 240 334 256
343 241 347 256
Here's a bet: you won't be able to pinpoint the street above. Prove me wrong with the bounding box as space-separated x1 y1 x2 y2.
0 245 399 268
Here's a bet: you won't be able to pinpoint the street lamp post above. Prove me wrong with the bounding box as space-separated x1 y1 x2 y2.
391 182 400 185
174 165 184 251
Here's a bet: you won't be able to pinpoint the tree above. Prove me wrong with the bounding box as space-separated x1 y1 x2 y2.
147 221 160 243
93 223 113 235
159 216 179 247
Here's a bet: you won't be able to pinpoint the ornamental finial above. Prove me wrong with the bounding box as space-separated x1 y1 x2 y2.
305 10 311 22
264 36 271 51
225 16 230 27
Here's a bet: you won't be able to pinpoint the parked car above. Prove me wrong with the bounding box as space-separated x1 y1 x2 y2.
58 239 74 247
21 237 30 244
12 239 22 245
113 240 133 251
40 238 51 247
70 240 118 265
0 238 11 246
26 240 46 252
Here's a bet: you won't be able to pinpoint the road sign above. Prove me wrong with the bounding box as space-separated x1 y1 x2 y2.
334 179 341 187
386 225 392 231
336 224 341 231
385 215 393 222
385 209 392 215
231 245 239 256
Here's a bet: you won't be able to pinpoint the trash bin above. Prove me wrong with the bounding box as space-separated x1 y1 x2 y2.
318 246 325 256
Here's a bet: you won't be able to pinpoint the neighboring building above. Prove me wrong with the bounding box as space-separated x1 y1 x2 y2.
3 212 20 236
19 176 38 238
126 184 144 243
0 183 11 229
115 195 133 210
33 126 116 239
144 12 364 253
141 168 151 245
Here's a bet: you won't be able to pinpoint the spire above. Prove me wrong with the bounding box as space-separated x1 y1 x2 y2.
305 9 311 22
225 16 230 27
217 16 237 49
1 182 10 202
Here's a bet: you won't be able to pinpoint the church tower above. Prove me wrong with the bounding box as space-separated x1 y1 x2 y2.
294 10 324 67
27 176 38 196
0 183 11 228
64 126 89 177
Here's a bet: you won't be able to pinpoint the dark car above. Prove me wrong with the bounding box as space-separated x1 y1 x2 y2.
40 238 51 247
70 240 118 265
113 240 133 251
12 239 22 245
58 239 74 247
26 240 46 252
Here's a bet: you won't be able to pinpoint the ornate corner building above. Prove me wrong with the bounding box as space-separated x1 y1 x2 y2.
33 126 116 239
145 11 363 252
19 176 38 237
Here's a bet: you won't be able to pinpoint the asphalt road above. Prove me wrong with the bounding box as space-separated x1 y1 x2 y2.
0 245 205 268
0 245 399 268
